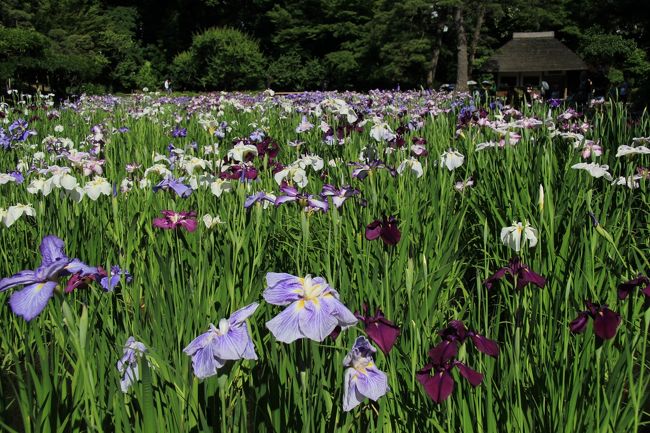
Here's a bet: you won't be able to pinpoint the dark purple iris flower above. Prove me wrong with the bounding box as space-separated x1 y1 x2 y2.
219 163 258 181
350 160 396 180
416 358 483 403
153 176 193 198
354 305 400 354
153 210 197 232
617 275 650 300
429 320 499 364
484 257 546 291
569 300 621 340
0 236 96 321
275 185 329 212
321 184 360 208
365 216 401 245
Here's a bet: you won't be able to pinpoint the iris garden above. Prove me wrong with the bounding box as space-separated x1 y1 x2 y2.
0 90 649 432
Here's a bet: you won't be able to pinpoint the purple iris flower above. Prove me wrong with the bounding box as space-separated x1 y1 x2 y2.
0 235 95 321
152 210 198 232
342 336 389 411
219 163 258 181
484 257 546 291
569 300 621 340
416 357 483 403
321 184 360 208
365 216 401 245
428 320 499 364
350 160 395 180
171 126 187 138
244 192 276 209
183 302 259 379
101 266 132 291
263 273 357 343
153 176 193 198
8 119 36 142
275 185 329 213
117 337 147 393
355 305 400 354
617 275 650 300
249 129 265 142
10 171 24 184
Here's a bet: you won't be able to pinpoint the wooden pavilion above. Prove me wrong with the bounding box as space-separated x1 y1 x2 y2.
485 31 588 98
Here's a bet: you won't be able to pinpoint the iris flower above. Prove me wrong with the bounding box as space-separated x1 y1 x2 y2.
117 337 147 393
569 300 621 340
484 257 546 290
416 357 483 403
0 235 95 321
153 176 193 198
342 336 389 411
500 221 538 252
365 216 401 246
263 273 357 343
274 185 329 213
152 210 197 232
244 192 277 209
428 320 499 364
183 302 259 379
355 306 400 354
617 275 650 300
320 184 360 208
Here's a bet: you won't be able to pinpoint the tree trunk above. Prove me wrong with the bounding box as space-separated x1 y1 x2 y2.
427 40 442 88
454 6 468 92
467 5 485 79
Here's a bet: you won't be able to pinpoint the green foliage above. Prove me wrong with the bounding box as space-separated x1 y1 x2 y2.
178 27 265 91
0 25 49 84
267 51 325 90
135 61 159 91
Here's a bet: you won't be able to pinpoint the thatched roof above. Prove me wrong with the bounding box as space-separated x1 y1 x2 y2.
485 32 587 73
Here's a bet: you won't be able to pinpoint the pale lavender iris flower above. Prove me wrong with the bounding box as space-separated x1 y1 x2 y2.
343 336 389 411
117 337 147 393
263 273 357 343
183 302 259 379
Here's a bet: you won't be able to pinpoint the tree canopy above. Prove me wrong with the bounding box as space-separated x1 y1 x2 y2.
0 0 648 97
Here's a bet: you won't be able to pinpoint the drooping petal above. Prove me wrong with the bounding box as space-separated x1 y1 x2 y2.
365 318 400 354
569 312 589 334
484 267 508 290
417 369 455 403
152 217 173 229
593 308 621 340
617 276 650 300
0 270 38 292
266 302 305 343
64 259 98 277
190 344 223 379
263 273 303 305
183 330 213 356
298 299 338 342
380 223 401 246
518 267 546 289
179 217 197 232
8 281 57 321
327 297 359 329
365 220 382 240
354 367 389 401
470 334 500 358
454 361 484 387
343 368 366 411
212 325 256 360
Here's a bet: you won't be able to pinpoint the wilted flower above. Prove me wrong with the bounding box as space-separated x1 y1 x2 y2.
263 273 357 343
484 257 546 291
617 275 650 300
454 177 474 192
440 149 464 171
366 216 401 246
355 306 400 354
342 336 389 411
569 300 621 340
152 210 197 232
183 303 259 379
0 235 95 320
117 337 147 393
500 221 538 252
202 214 225 229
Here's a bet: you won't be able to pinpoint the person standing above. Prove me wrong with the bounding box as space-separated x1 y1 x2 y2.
164 79 171 94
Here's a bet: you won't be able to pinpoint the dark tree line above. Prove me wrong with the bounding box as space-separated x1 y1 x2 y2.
1 0 648 96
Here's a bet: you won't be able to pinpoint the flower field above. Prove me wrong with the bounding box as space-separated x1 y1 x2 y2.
0 90 649 433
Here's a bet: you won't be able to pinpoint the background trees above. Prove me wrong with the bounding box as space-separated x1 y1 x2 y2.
0 0 648 98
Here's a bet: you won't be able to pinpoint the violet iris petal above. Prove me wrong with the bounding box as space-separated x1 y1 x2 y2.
484 257 546 290
356 307 400 355
570 301 621 340
416 364 455 403
117 337 147 393
9 281 58 321
183 302 259 379
617 275 650 300
454 361 484 387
